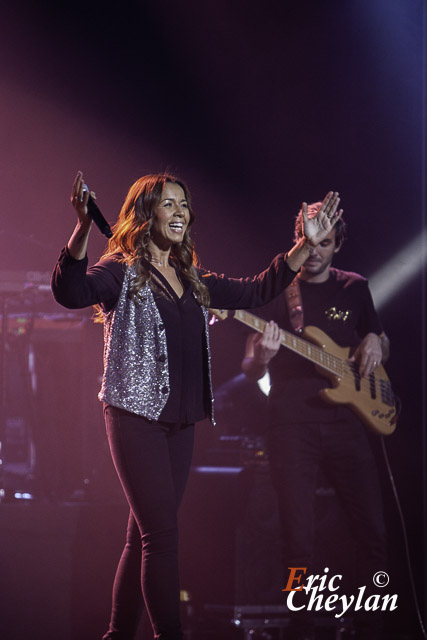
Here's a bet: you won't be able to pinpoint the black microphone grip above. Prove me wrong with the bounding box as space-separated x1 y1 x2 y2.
83 184 113 238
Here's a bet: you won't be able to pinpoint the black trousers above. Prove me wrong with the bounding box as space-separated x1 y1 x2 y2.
102 405 195 640
269 420 387 639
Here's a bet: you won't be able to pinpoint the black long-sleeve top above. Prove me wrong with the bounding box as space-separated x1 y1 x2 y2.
52 248 297 423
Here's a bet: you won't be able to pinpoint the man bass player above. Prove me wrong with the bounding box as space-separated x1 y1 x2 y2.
242 203 390 640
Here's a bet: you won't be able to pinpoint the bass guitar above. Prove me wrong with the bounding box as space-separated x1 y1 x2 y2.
210 308 398 436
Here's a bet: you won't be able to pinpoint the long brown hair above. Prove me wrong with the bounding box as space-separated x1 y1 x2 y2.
95 173 210 320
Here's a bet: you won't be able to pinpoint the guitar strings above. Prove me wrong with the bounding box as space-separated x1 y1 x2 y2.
235 309 394 402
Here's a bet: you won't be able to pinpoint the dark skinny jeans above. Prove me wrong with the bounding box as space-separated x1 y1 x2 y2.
102 405 195 640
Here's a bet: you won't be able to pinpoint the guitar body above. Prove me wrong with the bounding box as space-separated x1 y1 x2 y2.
302 326 397 436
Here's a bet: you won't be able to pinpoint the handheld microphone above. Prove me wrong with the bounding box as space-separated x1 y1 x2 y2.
83 184 113 238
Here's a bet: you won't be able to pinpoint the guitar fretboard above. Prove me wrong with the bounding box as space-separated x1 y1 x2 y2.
235 309 346 377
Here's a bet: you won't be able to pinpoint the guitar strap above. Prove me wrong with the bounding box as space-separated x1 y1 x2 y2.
284 276 304 333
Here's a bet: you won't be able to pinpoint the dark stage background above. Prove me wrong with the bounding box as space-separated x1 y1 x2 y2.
0 1 425 639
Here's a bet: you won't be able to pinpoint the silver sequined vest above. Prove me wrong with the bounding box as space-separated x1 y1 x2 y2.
98 264 214 423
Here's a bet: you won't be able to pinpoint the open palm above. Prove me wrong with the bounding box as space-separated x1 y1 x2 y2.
303 191 343 245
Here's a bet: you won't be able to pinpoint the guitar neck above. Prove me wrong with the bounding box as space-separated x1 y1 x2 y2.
235 309 345 376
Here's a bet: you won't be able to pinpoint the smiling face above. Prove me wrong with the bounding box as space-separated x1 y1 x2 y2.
149 182 190 251
300 227 342 282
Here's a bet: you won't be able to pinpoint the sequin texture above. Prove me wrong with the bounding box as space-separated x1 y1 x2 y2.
98 264 215 424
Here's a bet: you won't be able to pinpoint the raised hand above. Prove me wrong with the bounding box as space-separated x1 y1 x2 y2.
67 171 95 259
302 191 343 246
70 170 96 227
